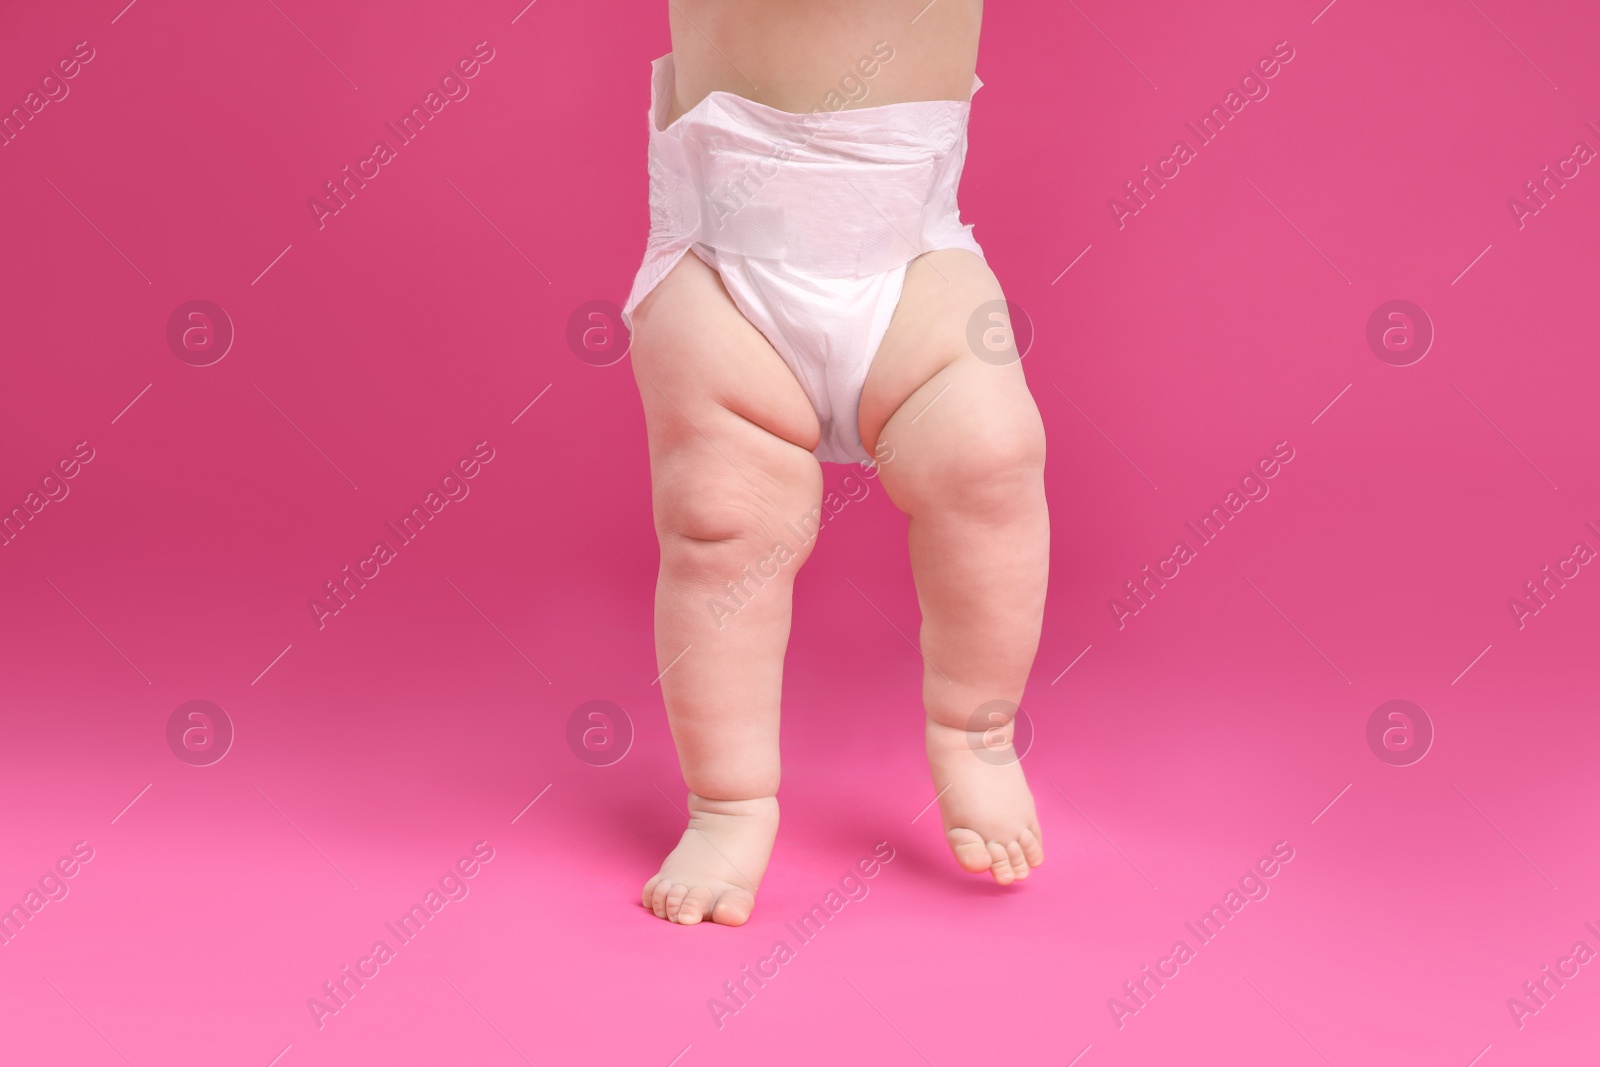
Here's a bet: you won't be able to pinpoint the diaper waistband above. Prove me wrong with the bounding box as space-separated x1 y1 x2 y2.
644 54 981 277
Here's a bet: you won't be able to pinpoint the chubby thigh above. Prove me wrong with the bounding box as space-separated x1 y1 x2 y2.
858 249 1044 488
630 250 822 468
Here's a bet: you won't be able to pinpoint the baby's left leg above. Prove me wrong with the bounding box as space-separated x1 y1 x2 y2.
859 250 1050 885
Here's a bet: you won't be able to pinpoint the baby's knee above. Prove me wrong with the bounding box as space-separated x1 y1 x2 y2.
970 416 1047 481
654 459 819 584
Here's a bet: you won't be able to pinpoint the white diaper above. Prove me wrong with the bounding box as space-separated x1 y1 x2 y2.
622 54 985 463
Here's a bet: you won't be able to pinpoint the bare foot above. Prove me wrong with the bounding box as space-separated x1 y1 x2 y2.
642 793 778 925
925 717 1044 885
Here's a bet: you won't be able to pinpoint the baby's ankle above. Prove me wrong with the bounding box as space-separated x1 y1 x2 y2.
686 793 779 818
925 714 1012 748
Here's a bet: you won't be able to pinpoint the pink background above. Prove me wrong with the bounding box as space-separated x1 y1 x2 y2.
3 0 1598 1064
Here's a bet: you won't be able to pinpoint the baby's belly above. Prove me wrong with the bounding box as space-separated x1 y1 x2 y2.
664 0 981 124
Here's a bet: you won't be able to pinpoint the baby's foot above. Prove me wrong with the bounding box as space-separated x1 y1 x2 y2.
642 793 778 925
925 717 1044 885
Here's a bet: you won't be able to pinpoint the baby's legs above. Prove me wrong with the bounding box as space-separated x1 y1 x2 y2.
860 250 1050 885
631 252 824 925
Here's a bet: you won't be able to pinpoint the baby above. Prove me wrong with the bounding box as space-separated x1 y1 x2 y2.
623 0 1048 925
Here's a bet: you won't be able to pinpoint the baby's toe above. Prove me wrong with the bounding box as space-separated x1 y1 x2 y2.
1004 840 1029 880
710 888 755 926
946 828 994 873
641 874 663 910
651 879 676 919
675 886 714 925
665 883 690 920
1020 825 1044 868
986 840 1017 884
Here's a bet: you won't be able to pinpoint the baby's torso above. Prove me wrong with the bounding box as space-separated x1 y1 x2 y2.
663 0 982 126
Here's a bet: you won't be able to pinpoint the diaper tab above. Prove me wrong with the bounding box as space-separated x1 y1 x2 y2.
704 200 787 260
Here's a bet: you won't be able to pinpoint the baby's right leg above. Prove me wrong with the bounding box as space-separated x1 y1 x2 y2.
631 252 823 926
